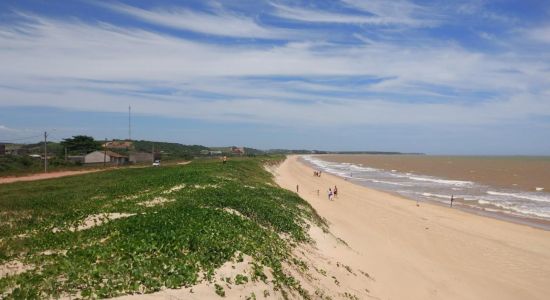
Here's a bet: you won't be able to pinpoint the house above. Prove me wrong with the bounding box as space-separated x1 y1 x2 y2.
129 152 154 163
5 144 25 156
209 150 222 156
231 147 245 155
84 150 128 165
68 155 85 164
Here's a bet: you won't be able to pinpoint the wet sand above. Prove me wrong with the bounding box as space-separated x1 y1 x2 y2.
321 154 550 192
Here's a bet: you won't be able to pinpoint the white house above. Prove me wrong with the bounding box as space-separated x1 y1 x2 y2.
84 151 128 165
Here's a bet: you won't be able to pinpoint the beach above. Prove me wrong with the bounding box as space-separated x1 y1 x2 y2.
273 155 550 300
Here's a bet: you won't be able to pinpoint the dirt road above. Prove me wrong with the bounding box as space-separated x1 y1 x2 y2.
0 169 103 184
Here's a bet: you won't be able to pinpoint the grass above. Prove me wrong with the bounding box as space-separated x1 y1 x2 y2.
0 155 325 299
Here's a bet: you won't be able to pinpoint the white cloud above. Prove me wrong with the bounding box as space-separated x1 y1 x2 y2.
0 125 16 132
97 2 294 39
270 1 436 27
0 12 549 129
525 25 550 44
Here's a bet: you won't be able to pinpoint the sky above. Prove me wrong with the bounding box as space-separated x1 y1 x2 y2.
0 0 549 155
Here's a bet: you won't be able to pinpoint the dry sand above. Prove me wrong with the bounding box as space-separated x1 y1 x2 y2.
272 155 550 300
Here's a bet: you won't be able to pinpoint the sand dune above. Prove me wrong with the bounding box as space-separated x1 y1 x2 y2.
273 155 550 300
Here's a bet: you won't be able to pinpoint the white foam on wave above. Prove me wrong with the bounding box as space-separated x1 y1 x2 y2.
536 187 544 192
421 192 451 199
487 191 550 203
349 164 377 172
407 176 473 186
477 199 550 219
368 179 411 186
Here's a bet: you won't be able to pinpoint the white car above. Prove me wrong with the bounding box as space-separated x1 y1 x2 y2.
152 160 161 167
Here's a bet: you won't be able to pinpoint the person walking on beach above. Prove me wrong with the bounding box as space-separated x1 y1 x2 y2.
450 194 454 207
328 188 333 201
333 185 338 198
296 184 299 193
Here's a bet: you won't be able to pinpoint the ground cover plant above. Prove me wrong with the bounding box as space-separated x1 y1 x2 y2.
0 156 325 299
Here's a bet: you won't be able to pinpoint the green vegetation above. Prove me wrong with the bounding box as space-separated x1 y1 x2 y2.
61 135 102 155
0 156 325 298
132 140 208 161
0 155 87 177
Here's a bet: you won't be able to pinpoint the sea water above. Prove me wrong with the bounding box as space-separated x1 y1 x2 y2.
302 155 550 225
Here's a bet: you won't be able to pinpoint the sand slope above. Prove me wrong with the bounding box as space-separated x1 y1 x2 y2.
273 156 550 300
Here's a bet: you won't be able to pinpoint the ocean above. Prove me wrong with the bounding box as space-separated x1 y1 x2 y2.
302 155 550 229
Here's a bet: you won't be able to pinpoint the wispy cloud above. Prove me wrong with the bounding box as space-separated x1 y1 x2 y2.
0 125 17 132
96 2 293 39
270 1 437 27
524 24 550 44
0 5 549 131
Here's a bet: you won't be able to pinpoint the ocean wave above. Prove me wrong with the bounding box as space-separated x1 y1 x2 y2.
421 192 451 199
368 179 412 186
487 191 550 203
349 164 377 172
477 199 550 219
407 176 473 186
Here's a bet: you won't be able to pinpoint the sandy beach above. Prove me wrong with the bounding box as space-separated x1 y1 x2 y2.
273 155 550 300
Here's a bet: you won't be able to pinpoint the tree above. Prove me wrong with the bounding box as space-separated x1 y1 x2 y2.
61 135 101 155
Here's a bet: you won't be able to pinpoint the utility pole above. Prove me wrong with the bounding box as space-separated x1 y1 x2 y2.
64 147 67 162
128 105 131 141
152 143 155 163
44 131 48 173
104 138 107 167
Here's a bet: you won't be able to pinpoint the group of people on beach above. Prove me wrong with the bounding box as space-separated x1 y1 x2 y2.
310 169 339 201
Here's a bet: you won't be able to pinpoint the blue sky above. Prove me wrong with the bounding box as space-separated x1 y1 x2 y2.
0 0 549 154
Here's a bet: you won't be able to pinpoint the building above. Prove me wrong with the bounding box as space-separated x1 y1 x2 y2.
231 147 245 155
68 155 85 164
84 150 128 165
129 152 154 163
4 144 25 156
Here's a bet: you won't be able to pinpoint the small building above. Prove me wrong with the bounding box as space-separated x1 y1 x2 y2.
231 147 245 155
129 152 154 163
5 145 25 156
209 150 222 156
84 150 128 165
68 155 85 164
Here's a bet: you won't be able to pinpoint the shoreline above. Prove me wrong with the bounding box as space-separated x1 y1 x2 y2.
304 155 550 231
273 155 550 300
